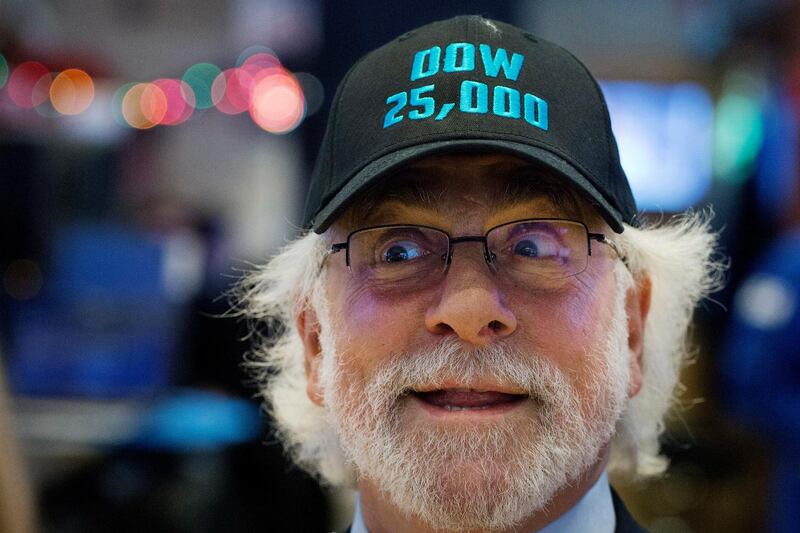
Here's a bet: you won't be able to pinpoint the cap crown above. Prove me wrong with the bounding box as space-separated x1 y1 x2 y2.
304 15 637 232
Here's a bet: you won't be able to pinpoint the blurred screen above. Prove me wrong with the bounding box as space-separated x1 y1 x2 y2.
601 81 714 212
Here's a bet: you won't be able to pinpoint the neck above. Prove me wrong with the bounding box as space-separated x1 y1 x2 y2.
358 448 610 533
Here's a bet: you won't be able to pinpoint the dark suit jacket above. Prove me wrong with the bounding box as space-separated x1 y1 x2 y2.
338 488 647 532
611 488 648 533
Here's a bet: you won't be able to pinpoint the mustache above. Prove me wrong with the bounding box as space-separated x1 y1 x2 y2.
361 338 571 406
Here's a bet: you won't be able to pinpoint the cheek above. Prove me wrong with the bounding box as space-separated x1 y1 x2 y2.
329 273 430 376
508 269 616 371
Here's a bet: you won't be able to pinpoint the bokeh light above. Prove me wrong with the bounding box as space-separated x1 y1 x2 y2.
0 54 8 88
236 45 281 69
241 52 282 72
111 82 137 127
31 71 55 108
249 70 305 134
121 83 159 129
182 63 222 110
153 78 195 126
295 72 324 117
3 259 43 301
713 70 766 184
2 45 312 132
50 69 95 115
212 68 254 115
8 61 49 108
140 83 168 125
34 82 61 119
113 79 196 129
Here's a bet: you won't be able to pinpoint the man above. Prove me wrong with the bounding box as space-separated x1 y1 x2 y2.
235 15 722 533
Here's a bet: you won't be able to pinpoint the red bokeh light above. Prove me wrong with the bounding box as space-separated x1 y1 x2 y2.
212 68 255 115
8 61 50 108
240 51 281 71
152 78 195 126
249 70 305 133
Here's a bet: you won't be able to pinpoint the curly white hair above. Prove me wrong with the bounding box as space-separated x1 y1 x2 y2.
231 211 724 486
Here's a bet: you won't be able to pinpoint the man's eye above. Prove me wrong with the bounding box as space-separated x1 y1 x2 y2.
381 240 426 263
510 235 560 258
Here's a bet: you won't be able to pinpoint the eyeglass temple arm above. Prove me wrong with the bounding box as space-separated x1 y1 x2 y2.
320 242 349 272
588 232 626 264
330 242 347 254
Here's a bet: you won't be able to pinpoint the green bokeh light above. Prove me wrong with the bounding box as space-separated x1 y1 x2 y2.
111 82 137 127
0 54 8 88
182 63 222 110
713 70 766 185
713 93 764 184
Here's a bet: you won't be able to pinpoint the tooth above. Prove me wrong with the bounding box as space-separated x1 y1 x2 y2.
443 405 494 411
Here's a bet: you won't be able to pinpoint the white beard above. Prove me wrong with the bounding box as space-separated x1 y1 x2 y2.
317 282 631 532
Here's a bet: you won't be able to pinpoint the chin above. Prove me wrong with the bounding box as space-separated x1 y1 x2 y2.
377 420 563 531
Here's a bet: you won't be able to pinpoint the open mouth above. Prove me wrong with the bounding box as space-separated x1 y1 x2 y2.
410 388 529 413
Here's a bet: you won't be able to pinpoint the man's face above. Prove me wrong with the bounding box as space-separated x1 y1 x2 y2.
302 153 643 530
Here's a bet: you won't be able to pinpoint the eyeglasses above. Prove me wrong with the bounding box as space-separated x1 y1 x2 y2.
328 219 622 292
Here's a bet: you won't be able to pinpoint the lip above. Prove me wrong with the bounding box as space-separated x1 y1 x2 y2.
410 381 529 396
408 391 529 419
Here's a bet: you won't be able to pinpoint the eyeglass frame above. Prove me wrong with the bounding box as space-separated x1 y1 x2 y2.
327 218 626 277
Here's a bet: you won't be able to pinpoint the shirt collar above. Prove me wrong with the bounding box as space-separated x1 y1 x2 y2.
350 471 615 533
350 492 369 533
539 471 616 533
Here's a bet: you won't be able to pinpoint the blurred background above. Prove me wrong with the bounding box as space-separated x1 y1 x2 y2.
1 1 799 532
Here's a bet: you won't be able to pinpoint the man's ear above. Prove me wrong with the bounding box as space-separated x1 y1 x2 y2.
296 304 325 407
625 274 652 398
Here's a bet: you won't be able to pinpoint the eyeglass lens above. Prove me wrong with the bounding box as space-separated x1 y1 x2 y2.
346 220 590 291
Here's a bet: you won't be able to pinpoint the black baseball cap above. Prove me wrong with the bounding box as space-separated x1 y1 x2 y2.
303 15 638 233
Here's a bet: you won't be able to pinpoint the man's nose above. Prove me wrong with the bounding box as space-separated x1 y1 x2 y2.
424 244 517 345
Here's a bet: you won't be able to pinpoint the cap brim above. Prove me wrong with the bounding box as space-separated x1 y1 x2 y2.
310 139 626 234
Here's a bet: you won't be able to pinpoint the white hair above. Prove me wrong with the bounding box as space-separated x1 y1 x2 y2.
231 211 724 486
315 262 632 530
